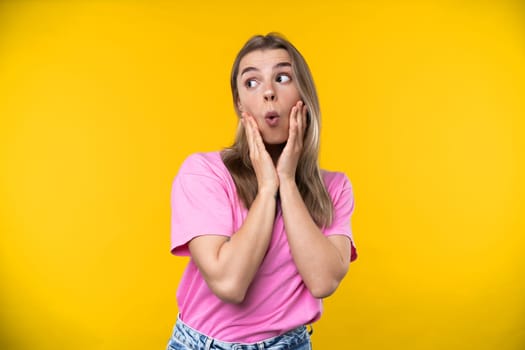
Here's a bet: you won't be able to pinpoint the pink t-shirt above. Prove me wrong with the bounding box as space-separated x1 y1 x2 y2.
170 151 357 343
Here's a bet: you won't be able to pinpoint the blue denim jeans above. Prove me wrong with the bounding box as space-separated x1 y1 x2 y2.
166 316 312 350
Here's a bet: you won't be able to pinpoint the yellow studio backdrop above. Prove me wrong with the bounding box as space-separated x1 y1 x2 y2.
0 0 524 349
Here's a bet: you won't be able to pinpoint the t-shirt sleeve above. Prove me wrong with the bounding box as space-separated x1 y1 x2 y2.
322 173 358 262
170 154 234 256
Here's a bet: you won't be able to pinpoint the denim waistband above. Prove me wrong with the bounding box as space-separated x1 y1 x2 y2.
169 315 311 350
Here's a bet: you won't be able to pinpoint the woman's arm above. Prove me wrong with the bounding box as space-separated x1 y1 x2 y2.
279 179 350 298
276 101 350 298
188 188 276 304
188 115 279 304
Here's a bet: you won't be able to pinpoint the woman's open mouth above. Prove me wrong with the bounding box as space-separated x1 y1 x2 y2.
264 111 280 127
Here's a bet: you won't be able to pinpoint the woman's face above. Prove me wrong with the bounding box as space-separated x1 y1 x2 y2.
236 49 301 145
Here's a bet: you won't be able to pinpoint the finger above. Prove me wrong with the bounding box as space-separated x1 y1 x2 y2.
287 106 298 146
250 118 266 152
241 113 251 140
296 101 304 140
250 116 269 160
247 117 260 155
302 104 308 134
243 115 257 157
299 103 308 145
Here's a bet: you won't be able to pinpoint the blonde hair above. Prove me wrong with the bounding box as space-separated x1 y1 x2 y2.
222 33 333 227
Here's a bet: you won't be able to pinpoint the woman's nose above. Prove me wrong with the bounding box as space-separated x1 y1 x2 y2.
263 88 276 102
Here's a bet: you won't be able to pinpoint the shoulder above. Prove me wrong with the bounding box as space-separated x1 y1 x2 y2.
178 151 228 178
321 169 352 196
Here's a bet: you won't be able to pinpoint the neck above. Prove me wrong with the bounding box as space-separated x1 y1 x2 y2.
265 142 286 165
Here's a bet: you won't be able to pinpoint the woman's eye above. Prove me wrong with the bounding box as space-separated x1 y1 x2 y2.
245 79 257 88
276 74 291 83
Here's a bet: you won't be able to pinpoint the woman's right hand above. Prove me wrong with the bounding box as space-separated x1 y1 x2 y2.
241 113 279 195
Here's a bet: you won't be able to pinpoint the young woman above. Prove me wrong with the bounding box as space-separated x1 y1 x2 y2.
167 33 357 350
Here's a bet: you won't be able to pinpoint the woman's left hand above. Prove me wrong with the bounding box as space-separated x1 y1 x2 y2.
276 100 307 182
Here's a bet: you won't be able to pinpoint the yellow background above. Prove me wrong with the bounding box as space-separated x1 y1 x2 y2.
1 0 524 349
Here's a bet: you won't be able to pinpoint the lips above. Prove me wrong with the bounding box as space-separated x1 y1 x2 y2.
264 111 280 127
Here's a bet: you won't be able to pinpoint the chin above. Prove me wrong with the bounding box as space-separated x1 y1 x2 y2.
260 129 288 145
262 136 288 145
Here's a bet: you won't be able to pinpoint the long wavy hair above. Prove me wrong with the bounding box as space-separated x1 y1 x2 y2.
221 33 333 227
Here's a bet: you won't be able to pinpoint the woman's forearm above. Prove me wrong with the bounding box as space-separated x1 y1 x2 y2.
279 178 350 298
189 188 276 303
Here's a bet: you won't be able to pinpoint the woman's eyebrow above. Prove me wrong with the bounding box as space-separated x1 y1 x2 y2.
240 66 258 76
274 62 292 69
240 62 292 77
